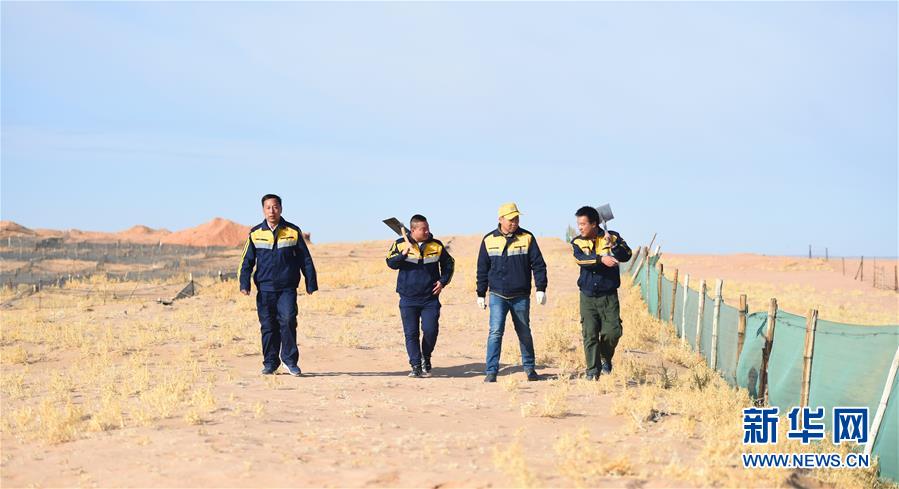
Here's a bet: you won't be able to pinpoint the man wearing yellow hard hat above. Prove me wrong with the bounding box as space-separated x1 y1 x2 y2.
476 202 548 383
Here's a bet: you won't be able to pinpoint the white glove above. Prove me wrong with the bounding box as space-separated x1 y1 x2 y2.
477 297 486 310
536 291 546 305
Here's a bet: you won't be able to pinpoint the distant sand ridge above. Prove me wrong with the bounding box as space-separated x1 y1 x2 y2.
0 218 314 248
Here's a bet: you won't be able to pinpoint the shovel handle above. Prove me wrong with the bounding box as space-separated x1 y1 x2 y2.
601 221 611 256
400 226 414 248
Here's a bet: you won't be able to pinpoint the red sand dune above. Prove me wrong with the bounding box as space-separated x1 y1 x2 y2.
115 225 172 245
161 218 250 248
0 221 36 237
0 218 266 248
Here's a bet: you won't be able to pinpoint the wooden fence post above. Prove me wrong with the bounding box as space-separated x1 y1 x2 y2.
656 263 664 320
710 279 723 370
800 309 818 408
680 274 690 346
644 250 651 303
626 246 642 274
630 247 646 280
695 279 707 351
873 257 877 288
736 294 748 372
669 268 679 324
865 346 899 458
760 298 779 405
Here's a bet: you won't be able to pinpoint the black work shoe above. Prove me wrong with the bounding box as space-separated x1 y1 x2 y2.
484 373 497 383
525 370 540 382
601 361 613 375
422 356 432 375
586 372 598 381
261 367 276 375
409 365 423 378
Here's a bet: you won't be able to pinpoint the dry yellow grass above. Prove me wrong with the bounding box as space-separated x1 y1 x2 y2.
492 431 539 488
1 244 895 488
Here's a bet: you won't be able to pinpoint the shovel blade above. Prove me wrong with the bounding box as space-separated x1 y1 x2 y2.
382 217 405 236
596 204 614 224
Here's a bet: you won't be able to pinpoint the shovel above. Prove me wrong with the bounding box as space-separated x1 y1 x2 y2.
595 204 614 256
382 217 415 250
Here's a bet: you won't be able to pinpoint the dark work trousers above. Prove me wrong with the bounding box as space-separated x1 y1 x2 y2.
579 292 623 376
256 289 299 370
399 298 441 367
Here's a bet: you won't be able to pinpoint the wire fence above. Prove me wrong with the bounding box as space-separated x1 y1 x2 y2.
626 246 899 483
1 237 239 288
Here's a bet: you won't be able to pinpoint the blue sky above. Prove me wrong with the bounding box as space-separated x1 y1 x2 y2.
2 2 896 255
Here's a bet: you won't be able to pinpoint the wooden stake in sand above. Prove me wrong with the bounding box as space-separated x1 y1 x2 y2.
800 309 818 408
669 268 679 324
656 263 664 320
736 294 748 372
874 257 879 288
680 274 691 346
644 249 651 300
630 247 646 281
760 298 779 405
647 233 657 254
626 246 642 274
710 279 723 370
865 345 899 458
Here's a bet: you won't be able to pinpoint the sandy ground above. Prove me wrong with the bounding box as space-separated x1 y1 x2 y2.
0 235 889 488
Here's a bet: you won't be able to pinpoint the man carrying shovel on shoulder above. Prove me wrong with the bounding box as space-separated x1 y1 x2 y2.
571 205 632 380
385 215 455 378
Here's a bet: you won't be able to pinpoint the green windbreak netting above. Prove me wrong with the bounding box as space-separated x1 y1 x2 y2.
874 384 899 482
736 312 771 399
721 308 899 481
646 263 659 317
627 260 899 481
807 320 899 481
684 286 700 350
673 281 685 338
699 293 715 365
716 302 741 384
660 275 673 324
765 311 808 411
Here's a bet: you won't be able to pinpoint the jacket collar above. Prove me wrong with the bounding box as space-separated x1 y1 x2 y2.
493 225 520 239
259 218 285 232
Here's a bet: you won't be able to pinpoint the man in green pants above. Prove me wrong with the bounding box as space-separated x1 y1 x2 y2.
571 206 632 380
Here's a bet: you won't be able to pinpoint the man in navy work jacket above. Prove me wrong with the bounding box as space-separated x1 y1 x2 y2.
571 205 632 380
239 194 318 376
386 214 455 378
476 202 548 383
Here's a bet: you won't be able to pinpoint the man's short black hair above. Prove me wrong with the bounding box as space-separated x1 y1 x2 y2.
575 206 599 225
410 214 428 229
261 194 282 207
